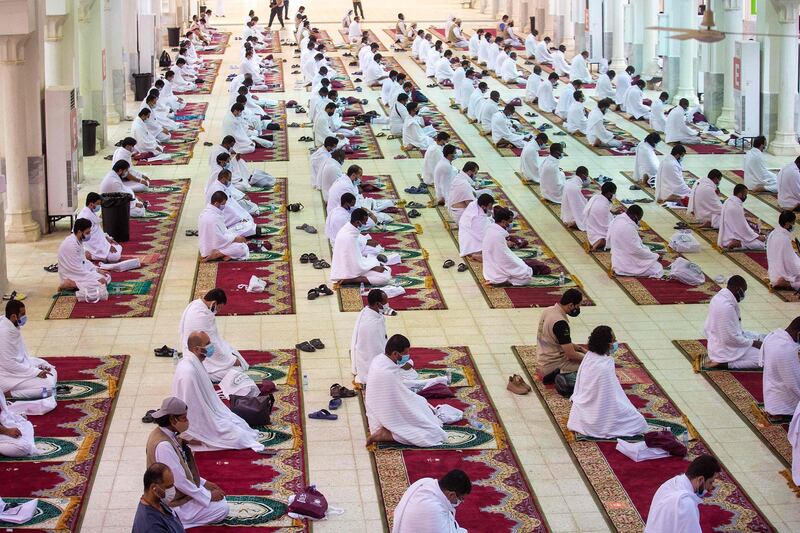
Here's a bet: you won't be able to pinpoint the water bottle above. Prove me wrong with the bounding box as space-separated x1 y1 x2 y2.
359 282 365 295
468 417 485 431
173 350 179 365
302 374 309 390
558 272 565 286
681 430 689 447
445 368 453 384
41 387 49 399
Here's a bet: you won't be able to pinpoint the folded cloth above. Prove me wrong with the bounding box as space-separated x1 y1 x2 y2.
644 430 688 457
383 285 406 298
417 382 455 398
615 439 670 462
0 498 39 524
384 253 402 266
98 258 141 272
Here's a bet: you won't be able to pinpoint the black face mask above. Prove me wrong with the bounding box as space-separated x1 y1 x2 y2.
567 307 580 317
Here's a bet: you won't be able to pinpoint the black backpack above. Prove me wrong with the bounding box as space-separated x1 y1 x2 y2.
554 372 577 398
159 51 172 68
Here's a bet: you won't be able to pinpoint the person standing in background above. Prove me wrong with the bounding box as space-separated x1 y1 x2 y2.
353 0 365 19
268 0 285 29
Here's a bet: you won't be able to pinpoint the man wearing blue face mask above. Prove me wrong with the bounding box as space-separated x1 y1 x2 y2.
0 299 58 408
76 193 122 263
392 469 471 532
56 218 111 293
330 208 392 287
704 276 764 370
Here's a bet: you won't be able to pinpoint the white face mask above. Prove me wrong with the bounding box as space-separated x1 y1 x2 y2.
163 486 176 503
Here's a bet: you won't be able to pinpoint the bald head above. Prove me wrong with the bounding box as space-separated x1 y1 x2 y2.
187 331 211 359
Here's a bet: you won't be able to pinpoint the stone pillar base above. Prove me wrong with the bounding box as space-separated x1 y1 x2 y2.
717 106 736 129
761 91 779 140
768 132 800 156
5 212 41 243
662 56 680 101
703 72 724 125
629 43 643 74
573 22 586 53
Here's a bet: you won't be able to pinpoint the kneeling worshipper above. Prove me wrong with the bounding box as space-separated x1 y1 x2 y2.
568 326 648 438
665 98 700 144
536 289 586 382
644 455 721 533
744 136 778 193
761 316 800 417
78 193 122 263
179 289 249 382
0 299 58 407
551 45 572 76
482 207 550 286
57 218 111 292
586 98 622 148
310 136 339 190
331 208 392 286
222 103 273 155
421 132 450 186
704 276 764 369
555 80 581 120
458 193 495 261
607 205 664 278
100 160 146 217
623 79 650 120
198 191 250 262
434 50 456 85
351 289 389 385
491 103 531 149
112 137 152 192
146 397 231 527
767 211 800 290
534 35 553 63
0 393 39 458
519 132 549 183
327 165 395 223
649 91 669 133
498 52 525 84
539 142 566 203
570 50 592 83
565 90 588 135
210 136 274 189
172 332 264 452
446 161 482 225
433 144 458 205
614 66 634 108
633 133 662 187
717 185 766 250
536 72 560 113
132 463 186 533
403 102 437 151
392 469 471 533
206 169 257 238
595 69 615 100
524 65 543 103
478 91 502 133
561 166 588 230
365 334 448 447
777 157 800 211
132 108 165 155
688 169 723 229
655 144 690 203
583 181 617 251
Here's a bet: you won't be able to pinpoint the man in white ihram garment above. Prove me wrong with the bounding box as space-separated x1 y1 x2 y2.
767 211 800 290
777 157 800 211
331 208 392 286
586 99 621 148
0 392 40 457
551 45 572 76
498 52 525 84
179 289 249 382
624 80 650 120
491 104 529 149
524 65 543 103
205 169 256 238
477 91 501 133
172 331 264 452
434 51 456 85
403 103 436 151
0 300 58 407
466 82 487 121
655 144 691 203
351 289 389 385
649 91 669 132
131 108 164 155
717 185 766 250
565 91 588 135
536 72 559 113
519 132 548 183
422 132 450 186
607 205 664 278
567 326 648 438
433 145 458 205
688 169 723 228
77 193 122 262
664 99 700 144
595 70 615 100
570 50 592 83
534 36 553 63
633 133 661 187
524 30 538 59
458 194 495 261
468 28 483 59
561 168 587 230
446 162 481 225
614 66 633 108
198 191 250 262
365 334 448 447
57 219 111 293
539 143 566 203
100 160 147 217
392 469 471 533
761 316 800 417
111 137 152 192
583 181 618 251
704 276 764 369
554 80 579 120
482 208 541 286
743 136 778 193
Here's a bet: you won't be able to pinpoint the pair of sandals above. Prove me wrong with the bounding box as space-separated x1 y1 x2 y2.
295 107 307 114
443 259 468 272
43 264 58 273
308 284 334 300
288 122 302 128
404 183 428 194
406 201 425 209
287 203 304 212
407 209 421 218
296 338 325 352
154 345 176 358
296 223 317 234
2 290 25 301
298 136 314 142
300 254 330 270
185 229 199 236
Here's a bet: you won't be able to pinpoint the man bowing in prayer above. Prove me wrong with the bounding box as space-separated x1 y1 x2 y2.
459 194 495 261
57 218 111 292
767 211 800 290
351 289 389 385
198 191 250 262
331 208 392 287
172 332 264 452
761 316 800 417
607 205 664 278
704 276 763 369
744 136 778 193
717 185 766 250
365 334 447 448
655 144 691 203
688 169 723 229
569 50 592 83
392 469 471 533
482 208 550 286
777 156 800 211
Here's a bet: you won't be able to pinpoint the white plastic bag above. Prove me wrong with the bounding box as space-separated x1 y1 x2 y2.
669 257 705 286
669 231 701 253
238 275 266 293
76 283 108 303
98 258 141 272
434 404 463 424
250 170 276 188
219 369 259 399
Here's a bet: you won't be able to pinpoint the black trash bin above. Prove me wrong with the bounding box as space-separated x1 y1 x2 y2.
168 27 180 47
100 192 133 242
81 120 100 157
133 72 153 101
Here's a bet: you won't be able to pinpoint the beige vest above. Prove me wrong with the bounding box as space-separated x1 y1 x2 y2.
448 26 458 43
536 304 571 375
146 427 201 507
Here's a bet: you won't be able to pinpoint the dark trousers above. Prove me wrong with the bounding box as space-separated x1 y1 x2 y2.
268 7 284 28
283 0 289 18
353 1 364 18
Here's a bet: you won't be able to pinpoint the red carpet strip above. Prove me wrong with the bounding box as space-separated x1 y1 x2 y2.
721 170 781 211
255 30 282 54
249 62 285 93
315 30 336 52
197 32 231 55
340 102 384 160
2 355 127 532
338 28 387 51
136 102 208 166
513 344 774 532
192 178 295 315
173 59 221 95
361 346 550 532
238 101 289 162
47 179 188 319
324 56 356 91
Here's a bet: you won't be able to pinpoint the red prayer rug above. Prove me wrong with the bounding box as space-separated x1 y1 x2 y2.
513 344 775 532
336 175 446 311
136 102 208 166
197 32 231 55
255 30 282 54
193 349 309 532
323 56 355 91
193 178 295 315
721 170 782 211
239 101 289 162
426 26 471 49
2 355 127 532
46 179 188 319
338 102 384 160
672 339 792 470
362 346 550 532
338 28 387 51
314 30 336 52
250 62 285 93
173 59 221 95
430 173 595 308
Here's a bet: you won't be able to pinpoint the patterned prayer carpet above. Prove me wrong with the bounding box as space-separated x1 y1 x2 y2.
430 173 594 308
361 346 550 532
469 100 542 157
315 30 336 52
249 62 285 93
136 102 208 166
519 173 720 305
256 31 282 54
338 28 387 51
239 102 289 162
46 179 188 319
173 59 221 95
339 102 384 160
672 339 792 469
324 56 356 91
336 175 446 311
193 349 309 532
513 344 775 532
721 170 782 211
192 178 295 315
379 101 473 158
367 57 414 92
197 32 231 55
2 355 127 532
426 27 469 49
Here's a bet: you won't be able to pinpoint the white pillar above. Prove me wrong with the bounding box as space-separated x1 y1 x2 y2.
44 14 67 86
673 0 698 104
560 0 574 51
768 0 800 155
609 0 626 71
103 0 120 124
716 0 742 128
641 0 659 77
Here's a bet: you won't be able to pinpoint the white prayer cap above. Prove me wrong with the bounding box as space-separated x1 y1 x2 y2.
152 397 188 418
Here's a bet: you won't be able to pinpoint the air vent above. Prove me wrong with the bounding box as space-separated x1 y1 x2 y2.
65 162 73 207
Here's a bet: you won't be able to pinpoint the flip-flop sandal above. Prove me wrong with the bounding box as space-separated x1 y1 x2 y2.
296 341 316 352
307 253 318 263
154 345 176 357
328 398 342 410
43 264 58 273
308 409 338 420
406 201 425 209
103 154 113 160
303 225 318 234
287 203 304 212
313 260 330 269
318 284 334 296
310 338 325 349
307 289 319 301
408 209 421 218
296 223 310 230
203 141 213 146
443 259 455 268
185 229 199 236
330 383 357 398
288 122 301 127
629 184 642 190
142 409 157 423
375 132 386 137
457 263 468 272
300 253 310 264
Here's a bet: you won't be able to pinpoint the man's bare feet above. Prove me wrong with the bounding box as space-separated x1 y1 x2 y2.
201 250 227 262
366 427 393 446
725 240 742 250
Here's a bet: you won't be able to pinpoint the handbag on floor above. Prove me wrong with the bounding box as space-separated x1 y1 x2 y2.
230 393 274 426
554 372 576 398
219 369 259 399
287 485 329 520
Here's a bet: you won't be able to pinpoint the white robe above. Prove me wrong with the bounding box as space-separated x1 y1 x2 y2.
567 352 648 438
551 50 571 76
539 155 565 203
490 111 525 148
365 60 388 86
582 194 613 247
205 180 256 237
624 86 650 119
498 57 523 83
319 158 345 201
222 112 255 154
434 57 455 83
309 146 331 189
77 206 120 262
482 223 532 286
644 474 702 533
524 33 538 58
777 162 800 210
178 299 248 381
402 116 435 151
524 72 542 101
350 307 387 384
486 43 500 72
392 477 465 533
596 73 615 100
0 317 58 402
607 213 664 277
536 82 557 113
520 140 543 183
534 41 552 63
478 99 500 132
468 34 480 58
99 170 145 217
131 116 161 153
390 101 410 136
704 288 762 368
761 329 800 416
665 106 699 144
422 144 444 186
458 200 491 257
655 155 691 201
565 100 587 134
446 172 477 224
111 147 146 186
586 108 614 145
633 141 659 186
57 234 108 288
555 85 575 119
348 21 362 42
197 205 249 260
743 148 778 192
614 72 631 106
687 177 722 228
331 223 392 285
365 354 446 447
325 206 351 246
717 196 764 250
466 89 486 120
766 226 800 289
0 394 39 457
649 99 667 132
172 353 264 451
561 176 587 229
434 159 457 204
790 401 800 484
570 54 592 83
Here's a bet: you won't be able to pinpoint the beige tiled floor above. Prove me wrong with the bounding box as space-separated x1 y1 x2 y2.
7 1 800 532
